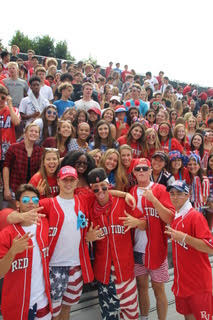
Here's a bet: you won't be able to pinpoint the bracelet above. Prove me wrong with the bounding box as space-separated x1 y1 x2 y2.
182 233 187 244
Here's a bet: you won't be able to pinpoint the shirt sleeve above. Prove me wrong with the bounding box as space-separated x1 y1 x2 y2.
202 177 210 200
153 184 175 214
0 228 12 259
192 212 213 249
19 98 27 114
3 144 15 168
0 209 14 231
39 198 52 219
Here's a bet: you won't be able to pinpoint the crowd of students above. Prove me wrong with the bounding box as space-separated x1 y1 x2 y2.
0 46 213 320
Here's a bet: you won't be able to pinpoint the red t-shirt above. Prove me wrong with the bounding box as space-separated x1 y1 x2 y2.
117 135 143 158
173 168 190 184
116 121 129 137
0 106 20 160
29 172 59 198
171 208 213 297
160 138 184 154
130 183 175 269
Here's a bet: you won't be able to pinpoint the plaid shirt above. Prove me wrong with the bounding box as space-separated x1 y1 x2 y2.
4 140 43 192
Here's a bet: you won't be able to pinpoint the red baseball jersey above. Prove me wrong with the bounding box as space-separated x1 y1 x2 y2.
171 207 213 297
39 196 94 284
89 196 144 284
0 219 51 320
130 183 175 270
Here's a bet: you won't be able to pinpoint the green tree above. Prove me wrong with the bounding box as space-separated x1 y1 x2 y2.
55 40 75 62
0 39 5 50
33 35 55 57
9 30 34 53
84 54 97 66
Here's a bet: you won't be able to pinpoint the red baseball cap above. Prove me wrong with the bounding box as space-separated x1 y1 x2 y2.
133 158 151 169
57 166 78 180
88 107 101 116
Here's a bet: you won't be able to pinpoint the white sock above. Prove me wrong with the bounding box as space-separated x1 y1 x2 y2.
141 316 148 320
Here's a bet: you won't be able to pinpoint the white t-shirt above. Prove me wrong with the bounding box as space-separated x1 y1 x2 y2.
22 224 48 308
75 99 101 112
50 196 81 266
133 182 154 253
33 118 52 140
28 85 54 102
19 96 49 126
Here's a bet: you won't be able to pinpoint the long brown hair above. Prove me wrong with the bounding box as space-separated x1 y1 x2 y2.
56 120 75 149
99 148 128 191
94 120 115 149
40 105 58 140
39 149 60 197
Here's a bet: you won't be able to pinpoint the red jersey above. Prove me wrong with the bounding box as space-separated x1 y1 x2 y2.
171 206 213 297
173 168 190 184
116 121 129 137
0 106 20 160
160 138 183 154
29 172 59 198
0 220 52 320
89 196 144 284
39 196 94 284
117 135 143 158
130 183 175 269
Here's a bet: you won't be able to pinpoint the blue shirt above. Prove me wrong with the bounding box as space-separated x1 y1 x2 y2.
53 100 75 117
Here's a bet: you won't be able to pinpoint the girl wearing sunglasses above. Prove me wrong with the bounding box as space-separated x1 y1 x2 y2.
145 110 157 129
33 104 58 145
169 109 178 129
99 149 128 191
144 128 161 161
29 148 60 199
158 121 183 154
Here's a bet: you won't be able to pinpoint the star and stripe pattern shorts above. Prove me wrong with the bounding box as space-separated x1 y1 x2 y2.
98 265 139 320
49 265 83 317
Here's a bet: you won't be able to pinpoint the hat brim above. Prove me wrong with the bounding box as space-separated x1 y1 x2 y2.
167 185 188 193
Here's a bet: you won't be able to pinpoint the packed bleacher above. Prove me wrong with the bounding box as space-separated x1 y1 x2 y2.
0 46 213 320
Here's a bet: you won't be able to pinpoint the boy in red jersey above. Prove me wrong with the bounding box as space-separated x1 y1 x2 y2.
0 184 51 320
166 180 213 320
130 158 175 320
87 168 146 320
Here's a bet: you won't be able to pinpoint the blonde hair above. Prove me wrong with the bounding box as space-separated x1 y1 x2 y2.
46 57 58 68
119 144 133 154
7 62 18 70
88 149 102 159
173 123 187 143
58 82 73 93
24 123 40 133
144 128 161 155
99 149 128 191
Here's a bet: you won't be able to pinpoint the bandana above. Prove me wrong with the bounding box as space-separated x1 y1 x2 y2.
93 193 113 218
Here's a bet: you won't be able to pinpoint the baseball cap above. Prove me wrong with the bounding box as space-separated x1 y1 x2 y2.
167 180 189 194
61 60 67 65
199 92 208 101
133 158 151 169
152 151 168 163
115 105 126 113
110 96 121 103
88 168 108 184
88 107 101 116
57 166 78 180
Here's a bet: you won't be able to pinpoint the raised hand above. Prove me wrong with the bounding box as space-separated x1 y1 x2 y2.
22 207 45 225
119 210 139 233
11 233 34 255
37 179 47 195
85 222 105 242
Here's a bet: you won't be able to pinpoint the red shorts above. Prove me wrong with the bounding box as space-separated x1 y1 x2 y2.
175 292 213 319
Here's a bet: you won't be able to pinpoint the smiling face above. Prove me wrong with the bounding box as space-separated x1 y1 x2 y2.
159 124 170 137
156 111 166 124
59 121 72 138
176 126 185 141
25 125 40 143
77 123 90 141
146 131 156 145
171 158 182 170
57 176 78 197
187 159 200 176
103 110 114 123
17 191 39 212
130 125 143 141
78 111 87 123
188 117 196 129
46 107 57 122
191 135 202 149
151 156 166 172
208 156 213 171
74 154 88 175
88 111 98 122
120 148 132 168
129 109 138 119
133 165 151 186
98 124 109 140
44 151 59 176
105 153 118 173
93 152 102 166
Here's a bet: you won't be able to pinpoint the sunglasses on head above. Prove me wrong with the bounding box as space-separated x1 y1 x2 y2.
93 186 108 193
22 196 39 204
134 166 149 172
0 95 6 101
75 160 88 167
47 110 57 116
153 102 160 106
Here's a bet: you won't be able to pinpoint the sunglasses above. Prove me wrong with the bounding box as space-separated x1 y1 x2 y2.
75 160 88 167
111 100 119 104
147 134 156 139
134 166 149 172
148 114 155 118
152 102 160 106
93 186 108 193
0 95 6 101
22 196 39 204
47 110 57 116
159 126 169 131
171 113 177 116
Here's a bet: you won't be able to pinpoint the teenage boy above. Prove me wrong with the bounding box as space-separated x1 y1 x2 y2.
166 180 213 320
87 167 146 320
0 184 51 320
53 82 75 117
131 158 175 320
